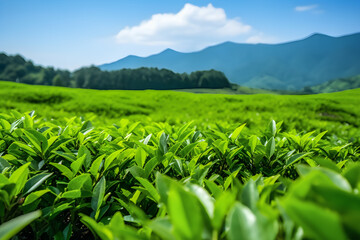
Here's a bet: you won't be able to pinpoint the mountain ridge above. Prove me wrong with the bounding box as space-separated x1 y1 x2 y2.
100 32 360 90
306 74 360 93
100 32 348 66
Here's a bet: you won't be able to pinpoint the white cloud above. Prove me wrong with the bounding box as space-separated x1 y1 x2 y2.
115 3 254 51
246 33 276 44
295 5 318 12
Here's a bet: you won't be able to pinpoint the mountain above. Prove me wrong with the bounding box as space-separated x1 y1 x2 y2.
100 33 360 90
306 74 360 93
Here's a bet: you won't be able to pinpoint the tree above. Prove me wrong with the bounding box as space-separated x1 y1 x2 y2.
52 74 62 86
0 52 231 90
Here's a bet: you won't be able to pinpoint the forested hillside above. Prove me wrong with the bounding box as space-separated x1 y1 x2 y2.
305 75 360 93
0 53 230 90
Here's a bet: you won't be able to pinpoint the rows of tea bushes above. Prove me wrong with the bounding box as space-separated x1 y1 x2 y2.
0 111 359 239
1 81 360 141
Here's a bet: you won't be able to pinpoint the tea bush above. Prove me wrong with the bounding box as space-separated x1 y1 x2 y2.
1 81 360 140
0 111 359 239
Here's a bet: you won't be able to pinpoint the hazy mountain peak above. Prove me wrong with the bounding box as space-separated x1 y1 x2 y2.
99 32 360 90
307 32 332 39
162 48 177 53
218 41 238 45
155 48 182 56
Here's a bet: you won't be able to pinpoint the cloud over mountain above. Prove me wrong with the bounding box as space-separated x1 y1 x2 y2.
115 3 253 50
295 5 318 12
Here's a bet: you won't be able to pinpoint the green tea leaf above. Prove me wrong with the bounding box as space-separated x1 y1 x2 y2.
343 162 360 189
22 129 48 155
148 218 175 240
109 211 125 230
23 172 53 195
156 173 174 205
204 180 222 199
212 191 236 231
286 152 312 167
0 210 41 240
104 150 122 172
23 189 49 206
266 137 275 159
80 214 113 240
10 117 24 133
9 162 30 195
230 123 246 141
0 157 10 172
226 203 259 240
249 135 258 154
89 154 105 177
179 142 198 157
129 166 146 178
50 163 73 180
312 131 327 146
68 174 92 191
168 184 203 240
158 132 168 155
281 198 347 240
241 179 259 211
92 176 106 220
268 120 276 137
9 142 37 156
78 145 92 170
70 154 86 175
212 139 228 155
187 184 214 218
62 189 92 199
135 147 147 168
136 177 160 203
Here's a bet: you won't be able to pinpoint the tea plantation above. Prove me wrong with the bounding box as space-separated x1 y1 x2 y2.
0 81 359 239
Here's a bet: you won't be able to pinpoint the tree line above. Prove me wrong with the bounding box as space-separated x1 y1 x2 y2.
0 53 231 90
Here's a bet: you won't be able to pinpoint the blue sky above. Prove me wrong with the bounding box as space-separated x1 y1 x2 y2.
1 0 359 70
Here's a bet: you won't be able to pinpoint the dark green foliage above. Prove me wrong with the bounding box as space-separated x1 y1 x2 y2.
0 53 71 87
0 53 230 90
73 66 230 90
0 111 359 239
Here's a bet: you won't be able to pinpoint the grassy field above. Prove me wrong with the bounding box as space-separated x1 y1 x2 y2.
0 81 359 139
0 81 360 239
174 85 276 94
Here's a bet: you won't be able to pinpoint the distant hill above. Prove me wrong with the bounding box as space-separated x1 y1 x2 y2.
306 74 360 93
100 32 360 90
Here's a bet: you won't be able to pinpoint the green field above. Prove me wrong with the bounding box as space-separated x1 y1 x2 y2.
0 81 359 139
0 81 360 240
